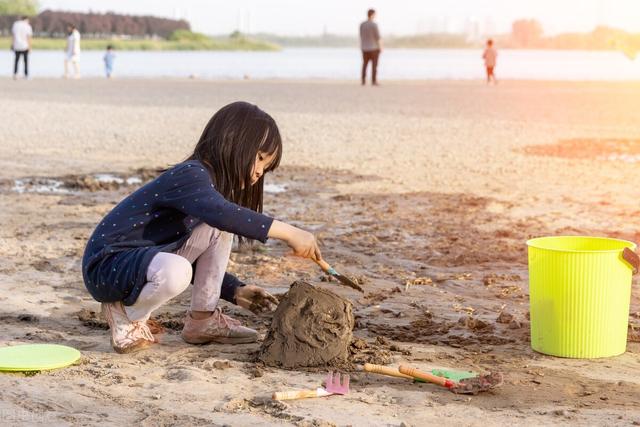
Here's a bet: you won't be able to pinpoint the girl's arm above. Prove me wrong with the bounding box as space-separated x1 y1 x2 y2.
158 161 322 261
159 163 273 242
268 219 322 261
220 272 245 303
159 162 321 260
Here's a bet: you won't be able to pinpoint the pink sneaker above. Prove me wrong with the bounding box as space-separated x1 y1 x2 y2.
181 308 258 344
101 302 155 354
146 318 166 340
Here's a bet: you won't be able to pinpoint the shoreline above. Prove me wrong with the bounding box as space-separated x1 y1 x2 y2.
1 41 636 53
4 76 640 84
3 48 637 81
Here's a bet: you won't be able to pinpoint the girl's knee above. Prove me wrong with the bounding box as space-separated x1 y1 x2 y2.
217 230 233 247
191 223 214 241
161 255 193 297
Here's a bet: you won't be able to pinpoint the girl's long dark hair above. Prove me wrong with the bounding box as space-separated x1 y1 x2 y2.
188 101 282 214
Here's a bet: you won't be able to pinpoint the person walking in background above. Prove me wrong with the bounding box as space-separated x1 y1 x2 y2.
104 45 115 78
360 9 382 86
64 24 81 78
11 16 32 80
482 39 498 84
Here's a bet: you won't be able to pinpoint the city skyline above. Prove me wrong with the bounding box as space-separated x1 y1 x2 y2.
37 0 640 36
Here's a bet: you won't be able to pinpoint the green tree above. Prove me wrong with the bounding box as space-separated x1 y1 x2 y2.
0 0 39 16
168 29 210 42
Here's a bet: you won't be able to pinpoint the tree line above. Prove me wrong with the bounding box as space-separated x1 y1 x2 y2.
500 19 639 52
0 9 190 38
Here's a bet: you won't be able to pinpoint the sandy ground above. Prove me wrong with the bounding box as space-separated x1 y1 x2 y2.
0 77 639 426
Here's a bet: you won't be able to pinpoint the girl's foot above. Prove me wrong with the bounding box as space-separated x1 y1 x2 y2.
181 308 258 344
146 318 166 343
101 302 156 354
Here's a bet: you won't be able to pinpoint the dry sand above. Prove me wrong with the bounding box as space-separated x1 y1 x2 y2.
0 78 639 426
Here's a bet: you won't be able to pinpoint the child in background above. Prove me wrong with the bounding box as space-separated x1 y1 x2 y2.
482 39 498 85
104 45 115 78
64 24 81 78
82 101 323 354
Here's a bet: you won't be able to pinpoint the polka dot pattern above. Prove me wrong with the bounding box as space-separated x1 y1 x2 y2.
81 160 274 306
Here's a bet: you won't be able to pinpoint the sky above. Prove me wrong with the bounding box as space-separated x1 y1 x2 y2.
38 0 640 36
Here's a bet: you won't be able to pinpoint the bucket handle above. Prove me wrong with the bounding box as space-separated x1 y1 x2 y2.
622 248 639 275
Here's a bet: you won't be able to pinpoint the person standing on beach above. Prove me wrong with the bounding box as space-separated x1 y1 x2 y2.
482 39 498 84
360 9 382 86
64 24 81 79
11 16 32 80
103 45 115 78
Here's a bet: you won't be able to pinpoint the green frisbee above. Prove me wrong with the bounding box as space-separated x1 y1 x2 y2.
0 344 81 372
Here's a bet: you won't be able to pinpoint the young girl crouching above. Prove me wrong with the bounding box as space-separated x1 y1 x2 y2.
82 101 322 354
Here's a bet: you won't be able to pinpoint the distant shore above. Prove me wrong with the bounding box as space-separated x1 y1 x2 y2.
2 35 634 54
0 36 280 51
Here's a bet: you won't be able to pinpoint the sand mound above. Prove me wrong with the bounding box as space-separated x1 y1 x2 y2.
259 281 354 368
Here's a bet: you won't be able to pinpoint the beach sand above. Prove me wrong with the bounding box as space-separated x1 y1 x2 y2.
0 78 639 426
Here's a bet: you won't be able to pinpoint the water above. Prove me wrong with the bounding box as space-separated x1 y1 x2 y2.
264 183 287 193
11 173 144 194
12 178 70 194
3 48 640 81
10 174 290 194
93 174 142 186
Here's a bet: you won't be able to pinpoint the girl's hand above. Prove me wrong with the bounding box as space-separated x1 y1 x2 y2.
268 220 322 261
287 227 322 260
235 285 279 314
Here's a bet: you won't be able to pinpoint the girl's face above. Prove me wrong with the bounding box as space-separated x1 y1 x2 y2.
250 150 277 186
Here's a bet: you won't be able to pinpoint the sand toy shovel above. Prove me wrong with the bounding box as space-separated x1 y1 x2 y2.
272 372 350 401
399 365 503 395
363 363 477 383
315 259 364 293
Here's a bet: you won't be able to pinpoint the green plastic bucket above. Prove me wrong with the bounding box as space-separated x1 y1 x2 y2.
527 236 636 358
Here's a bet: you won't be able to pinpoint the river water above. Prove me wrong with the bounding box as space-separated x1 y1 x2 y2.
2 47 639 80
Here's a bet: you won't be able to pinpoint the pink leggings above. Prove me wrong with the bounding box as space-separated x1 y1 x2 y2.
124 224 233 322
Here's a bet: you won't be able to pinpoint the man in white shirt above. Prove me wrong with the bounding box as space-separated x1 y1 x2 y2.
11 16 33 80
64 24 81 78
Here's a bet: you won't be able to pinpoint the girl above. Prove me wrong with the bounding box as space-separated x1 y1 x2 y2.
82 101 322 354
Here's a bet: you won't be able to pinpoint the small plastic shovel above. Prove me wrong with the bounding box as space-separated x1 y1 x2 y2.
363 363 477 383
399 365 503 395
315 259 364 293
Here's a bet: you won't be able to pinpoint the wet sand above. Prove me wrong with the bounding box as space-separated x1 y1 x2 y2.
0 78 639 426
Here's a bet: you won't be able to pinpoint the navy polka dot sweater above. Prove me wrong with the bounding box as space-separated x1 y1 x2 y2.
82 160 274 306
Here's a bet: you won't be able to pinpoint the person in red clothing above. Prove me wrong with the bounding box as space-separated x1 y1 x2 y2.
83 101 323 354
482 39 498 84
